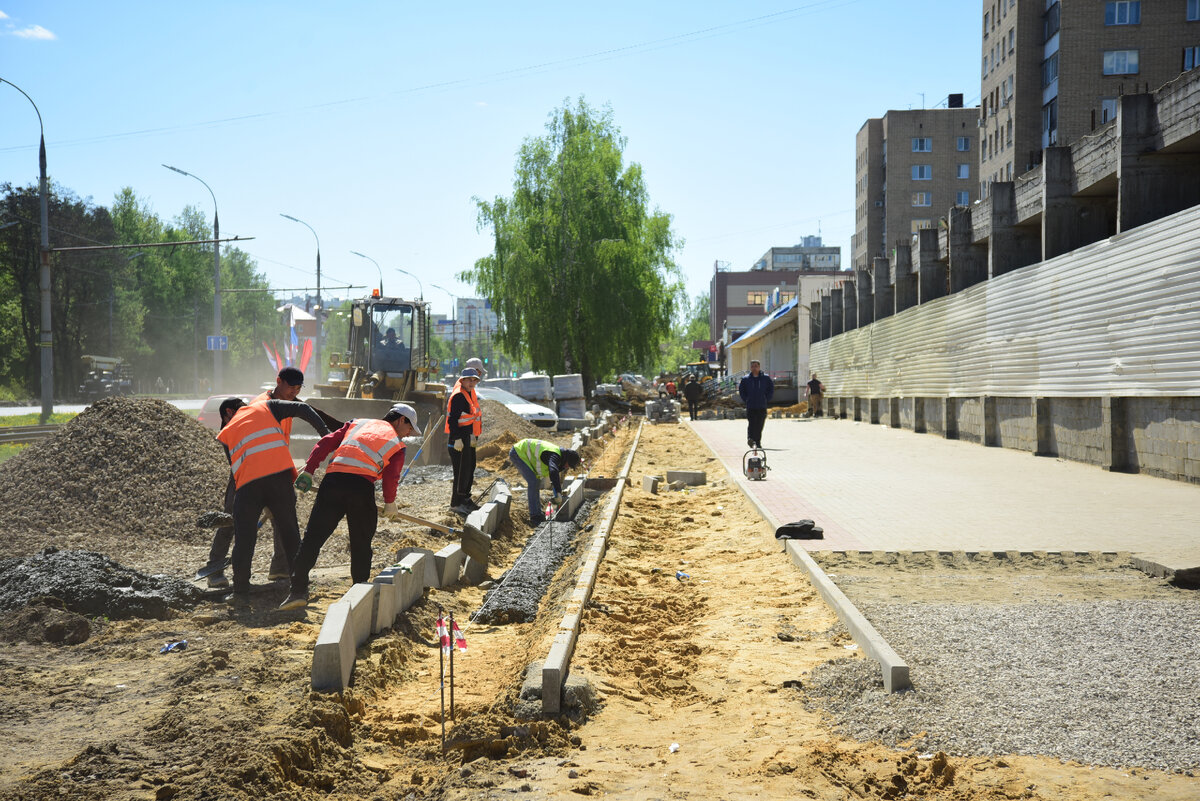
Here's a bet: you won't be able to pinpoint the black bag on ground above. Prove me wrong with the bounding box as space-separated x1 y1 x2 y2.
775 519 824 539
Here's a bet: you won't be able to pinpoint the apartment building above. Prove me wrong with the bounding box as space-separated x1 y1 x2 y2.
853 101 979 271
753 236 842 272
980 0 1200 196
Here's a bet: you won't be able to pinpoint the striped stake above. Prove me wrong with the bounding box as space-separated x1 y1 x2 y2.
449 612 456 720
436 610 449 752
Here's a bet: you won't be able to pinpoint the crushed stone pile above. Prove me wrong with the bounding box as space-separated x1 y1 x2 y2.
0 396 230 555
0 548 203 620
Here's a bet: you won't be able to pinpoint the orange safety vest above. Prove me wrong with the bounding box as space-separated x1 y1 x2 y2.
216 403 296 489
444 382 482 436
327 419 404 481
253 390 293 442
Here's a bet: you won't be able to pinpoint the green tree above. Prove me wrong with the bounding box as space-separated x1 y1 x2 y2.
649 291 711 377
466 98 683 390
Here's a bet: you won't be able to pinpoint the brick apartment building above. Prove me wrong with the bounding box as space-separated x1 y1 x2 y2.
854 102 979 271
979 0 1200 196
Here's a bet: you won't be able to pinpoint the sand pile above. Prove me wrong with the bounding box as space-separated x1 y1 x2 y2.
0 396 230 557
478 398 553 444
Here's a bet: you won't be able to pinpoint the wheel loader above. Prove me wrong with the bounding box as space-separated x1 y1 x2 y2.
309 293 450 466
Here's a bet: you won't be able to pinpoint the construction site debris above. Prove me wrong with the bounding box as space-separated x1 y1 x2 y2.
0 396 230 558
0 548 202 620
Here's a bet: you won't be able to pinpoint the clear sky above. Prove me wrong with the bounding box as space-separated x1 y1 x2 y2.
0 1 981 322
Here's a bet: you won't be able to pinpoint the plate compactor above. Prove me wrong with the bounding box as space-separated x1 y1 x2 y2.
743 447 768 480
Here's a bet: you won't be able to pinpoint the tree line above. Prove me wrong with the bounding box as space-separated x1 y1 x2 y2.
0 183 281 400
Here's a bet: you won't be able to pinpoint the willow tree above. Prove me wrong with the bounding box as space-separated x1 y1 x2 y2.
466 99 682 389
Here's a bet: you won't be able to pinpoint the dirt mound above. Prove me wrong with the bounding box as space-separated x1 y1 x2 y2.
0 596 90 645
0 396 229 557
0 548 202 619
478 398 555 445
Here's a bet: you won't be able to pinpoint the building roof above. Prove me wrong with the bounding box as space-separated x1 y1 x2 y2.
729 296 799 348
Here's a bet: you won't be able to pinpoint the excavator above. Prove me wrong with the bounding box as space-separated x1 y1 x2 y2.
310 292 450 466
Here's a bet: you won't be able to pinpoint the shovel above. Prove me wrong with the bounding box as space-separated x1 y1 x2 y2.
383 506 492 563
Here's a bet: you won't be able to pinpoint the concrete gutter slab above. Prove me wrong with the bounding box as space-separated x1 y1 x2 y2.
311 600 354 691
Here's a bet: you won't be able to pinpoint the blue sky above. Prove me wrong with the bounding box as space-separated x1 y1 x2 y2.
0 1 981 321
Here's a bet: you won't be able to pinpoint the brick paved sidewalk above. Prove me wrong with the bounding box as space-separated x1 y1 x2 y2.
687 416 1200 572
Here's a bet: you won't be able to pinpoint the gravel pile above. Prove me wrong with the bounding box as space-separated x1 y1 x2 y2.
472 500 594 624
0 397 229 556
803 599 1200 772
478 398 554 445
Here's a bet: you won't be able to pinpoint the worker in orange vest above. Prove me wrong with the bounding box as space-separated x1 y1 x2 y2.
280 403 421 611
201 366 309 588
446 366 482 516
214 395 332 606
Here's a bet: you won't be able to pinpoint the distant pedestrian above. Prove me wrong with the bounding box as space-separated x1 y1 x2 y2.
682 375 703 421
806 373 825 418
738 359 773 449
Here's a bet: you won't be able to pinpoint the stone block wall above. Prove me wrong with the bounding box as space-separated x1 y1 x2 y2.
1048 398 1105 465
1126 398 1200 483
956 398 984 444
996 397 1036 452
924 397 945 435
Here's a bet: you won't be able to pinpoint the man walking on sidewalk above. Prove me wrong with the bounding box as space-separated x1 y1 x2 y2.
738 359 773 449
806 373 825 418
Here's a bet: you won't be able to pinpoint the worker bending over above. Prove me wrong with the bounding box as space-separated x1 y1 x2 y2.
215 396 332 606
508 438 582 525
280 403 421 611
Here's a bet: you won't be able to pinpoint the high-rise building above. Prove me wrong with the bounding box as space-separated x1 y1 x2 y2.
979 0 1200 196
752 236 841 272
854 102 978 271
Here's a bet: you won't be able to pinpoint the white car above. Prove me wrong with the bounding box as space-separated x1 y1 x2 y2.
475 386 558 429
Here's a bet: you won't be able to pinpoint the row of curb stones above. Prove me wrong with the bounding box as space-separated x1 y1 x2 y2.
311 481 514 691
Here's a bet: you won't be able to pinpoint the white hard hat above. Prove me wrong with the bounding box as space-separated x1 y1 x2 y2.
385 403 422 435
465 357 486 378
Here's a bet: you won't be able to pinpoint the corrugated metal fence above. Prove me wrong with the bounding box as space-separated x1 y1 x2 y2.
811 203 1200 398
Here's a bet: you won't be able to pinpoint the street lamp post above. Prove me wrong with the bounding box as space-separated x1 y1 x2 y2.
1 78 53 422
350 250 383 296
163 164 222 392
431 283 457 368
280 214 322 384
395 268 423 300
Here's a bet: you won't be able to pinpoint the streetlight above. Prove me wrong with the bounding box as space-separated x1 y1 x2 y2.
350 250 383 296
280 214 322 383
431 282 457 366
163 164 222 392
394 268 423 300
1 77 53 422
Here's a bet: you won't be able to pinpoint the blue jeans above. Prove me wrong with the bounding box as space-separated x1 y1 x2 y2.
508 448 544 521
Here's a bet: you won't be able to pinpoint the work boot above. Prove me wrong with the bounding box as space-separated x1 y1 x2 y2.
224 591 251 609
207 572 230 589
267 555 290 581
278 591 308 611
452 503 472 517
747 437 754 447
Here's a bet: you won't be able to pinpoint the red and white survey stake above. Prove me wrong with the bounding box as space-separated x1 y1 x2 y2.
451 618 467 653
436 614 451 655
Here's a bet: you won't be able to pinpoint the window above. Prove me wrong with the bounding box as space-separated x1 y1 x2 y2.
984 11 990 36
1008 28 1015 54
1042 53 1059 87
1105 1 1141 25
1186 46 1200 71
1103 50 1140 74
957 163 970 179
911 165 932 180
983 54 990 76
1043 98 1058 145
956 191 970 206
912 192 932 207
747 291 767 305
912 137 932 152
1044 2 1060 40
1190 0 1200 21
1097 97 1116 123
910 219 933 233
957 136 971 151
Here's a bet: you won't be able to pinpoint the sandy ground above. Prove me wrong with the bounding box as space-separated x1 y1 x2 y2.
1 420 1198 799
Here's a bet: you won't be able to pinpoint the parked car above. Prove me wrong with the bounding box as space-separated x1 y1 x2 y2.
475 386 558 428
197 394 254 431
